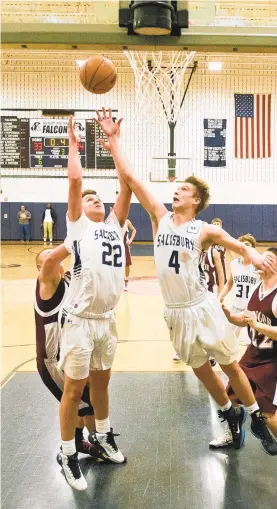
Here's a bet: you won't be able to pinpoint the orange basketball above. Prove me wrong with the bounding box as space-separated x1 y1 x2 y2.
80 55 117 94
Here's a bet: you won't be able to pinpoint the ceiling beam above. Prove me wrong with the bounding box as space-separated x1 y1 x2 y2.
2 24 277 52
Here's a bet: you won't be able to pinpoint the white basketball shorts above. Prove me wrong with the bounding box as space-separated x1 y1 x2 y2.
230 305 251 344
164 292 240 369
58 310 118 380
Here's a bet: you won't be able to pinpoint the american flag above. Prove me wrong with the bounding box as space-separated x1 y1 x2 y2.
234 94 271 159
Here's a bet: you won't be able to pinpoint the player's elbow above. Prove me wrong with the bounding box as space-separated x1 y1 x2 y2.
69 175 82 185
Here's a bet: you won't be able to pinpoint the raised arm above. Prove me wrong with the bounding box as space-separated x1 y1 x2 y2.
39 244 69 299
95 109 167 233
67 116 82 222
40 244 69 282
219 271 234 303
201 224 275 273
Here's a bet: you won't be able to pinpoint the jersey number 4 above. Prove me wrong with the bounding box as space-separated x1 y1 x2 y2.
102 242 122 267
168 251 180 274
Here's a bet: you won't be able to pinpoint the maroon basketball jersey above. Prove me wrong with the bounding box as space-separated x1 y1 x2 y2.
34 272 71 368
246 282 277 365
213 244 227 284
203 247 216 292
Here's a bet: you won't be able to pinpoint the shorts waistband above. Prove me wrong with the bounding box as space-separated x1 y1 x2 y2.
165 293 207 309
66 308 115 320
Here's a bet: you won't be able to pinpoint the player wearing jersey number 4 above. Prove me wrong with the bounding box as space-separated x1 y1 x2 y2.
210 247 277 455
95 108 276 456
57 115 129 491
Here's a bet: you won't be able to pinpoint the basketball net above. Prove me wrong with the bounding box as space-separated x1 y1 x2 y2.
124 49 196 124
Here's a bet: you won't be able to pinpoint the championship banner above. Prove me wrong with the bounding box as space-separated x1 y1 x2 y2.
204 119 226 167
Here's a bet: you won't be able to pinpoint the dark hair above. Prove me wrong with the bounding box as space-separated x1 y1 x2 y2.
82 189 97 198
184 176 210 214
238 233 256 248
267 247 277 257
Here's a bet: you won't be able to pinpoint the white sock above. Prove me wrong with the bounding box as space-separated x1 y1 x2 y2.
95 417 111 434
219 400 232 412
246 402 259 415
61 438 76 456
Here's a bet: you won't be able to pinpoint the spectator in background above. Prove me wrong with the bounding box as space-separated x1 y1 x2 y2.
17 205 31 243
41 203 57 244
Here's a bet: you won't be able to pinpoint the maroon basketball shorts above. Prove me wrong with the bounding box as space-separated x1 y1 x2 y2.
227 352 277 414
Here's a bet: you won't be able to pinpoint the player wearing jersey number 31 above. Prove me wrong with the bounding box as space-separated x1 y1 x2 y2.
57 115 129 491
96 107 276 456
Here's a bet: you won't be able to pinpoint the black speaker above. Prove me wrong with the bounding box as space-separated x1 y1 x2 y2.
131 1 174 35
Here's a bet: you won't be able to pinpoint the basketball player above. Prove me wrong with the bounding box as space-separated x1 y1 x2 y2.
57 115 130 490
211 218 227 284
174 247 223 362
203 245 224 295
109 206 137 291
210 247 277 454
35 246 104 460
96 108 276 455
202 244 225 367
219 234 260 339
123 218 136 291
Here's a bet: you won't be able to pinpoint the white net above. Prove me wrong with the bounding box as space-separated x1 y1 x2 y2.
124 49 196 124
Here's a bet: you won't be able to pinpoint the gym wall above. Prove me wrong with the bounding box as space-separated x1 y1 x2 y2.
1 52 276 241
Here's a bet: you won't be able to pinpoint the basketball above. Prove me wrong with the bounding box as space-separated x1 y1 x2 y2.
79 55 117 94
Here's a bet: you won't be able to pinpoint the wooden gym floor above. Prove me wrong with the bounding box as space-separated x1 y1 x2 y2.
1 243 187 385
1 242 271 385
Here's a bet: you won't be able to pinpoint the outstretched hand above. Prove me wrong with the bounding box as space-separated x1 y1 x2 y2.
68 116 81 145
95 107 123 139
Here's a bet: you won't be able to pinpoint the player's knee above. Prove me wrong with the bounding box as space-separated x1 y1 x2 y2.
64 381 86 402
221 360 240 376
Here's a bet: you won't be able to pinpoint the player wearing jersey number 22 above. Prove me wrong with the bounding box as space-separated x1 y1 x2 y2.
96 107 277 456
57 115 130 491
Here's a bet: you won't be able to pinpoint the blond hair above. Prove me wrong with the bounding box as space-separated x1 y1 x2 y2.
82 189 97 198
184 176 210 215
211 218 222 226
238 233 256 248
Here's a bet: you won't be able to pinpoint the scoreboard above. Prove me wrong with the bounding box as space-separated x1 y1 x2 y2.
0 116 116 170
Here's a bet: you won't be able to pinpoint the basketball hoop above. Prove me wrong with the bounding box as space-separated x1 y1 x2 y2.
124 48 196 124
168 176 176 183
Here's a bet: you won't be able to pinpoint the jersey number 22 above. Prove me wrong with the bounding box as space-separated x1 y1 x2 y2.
102 242 122 267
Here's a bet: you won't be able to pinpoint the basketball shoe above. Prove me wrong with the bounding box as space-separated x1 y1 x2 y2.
250 410 277 456
76 438 105 462
88 428 126 463
217 405 247 449
57 452 87 491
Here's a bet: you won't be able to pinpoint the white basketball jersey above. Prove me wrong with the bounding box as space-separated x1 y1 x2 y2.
231 257 260 310
64 211 125 317
154 213 207 306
